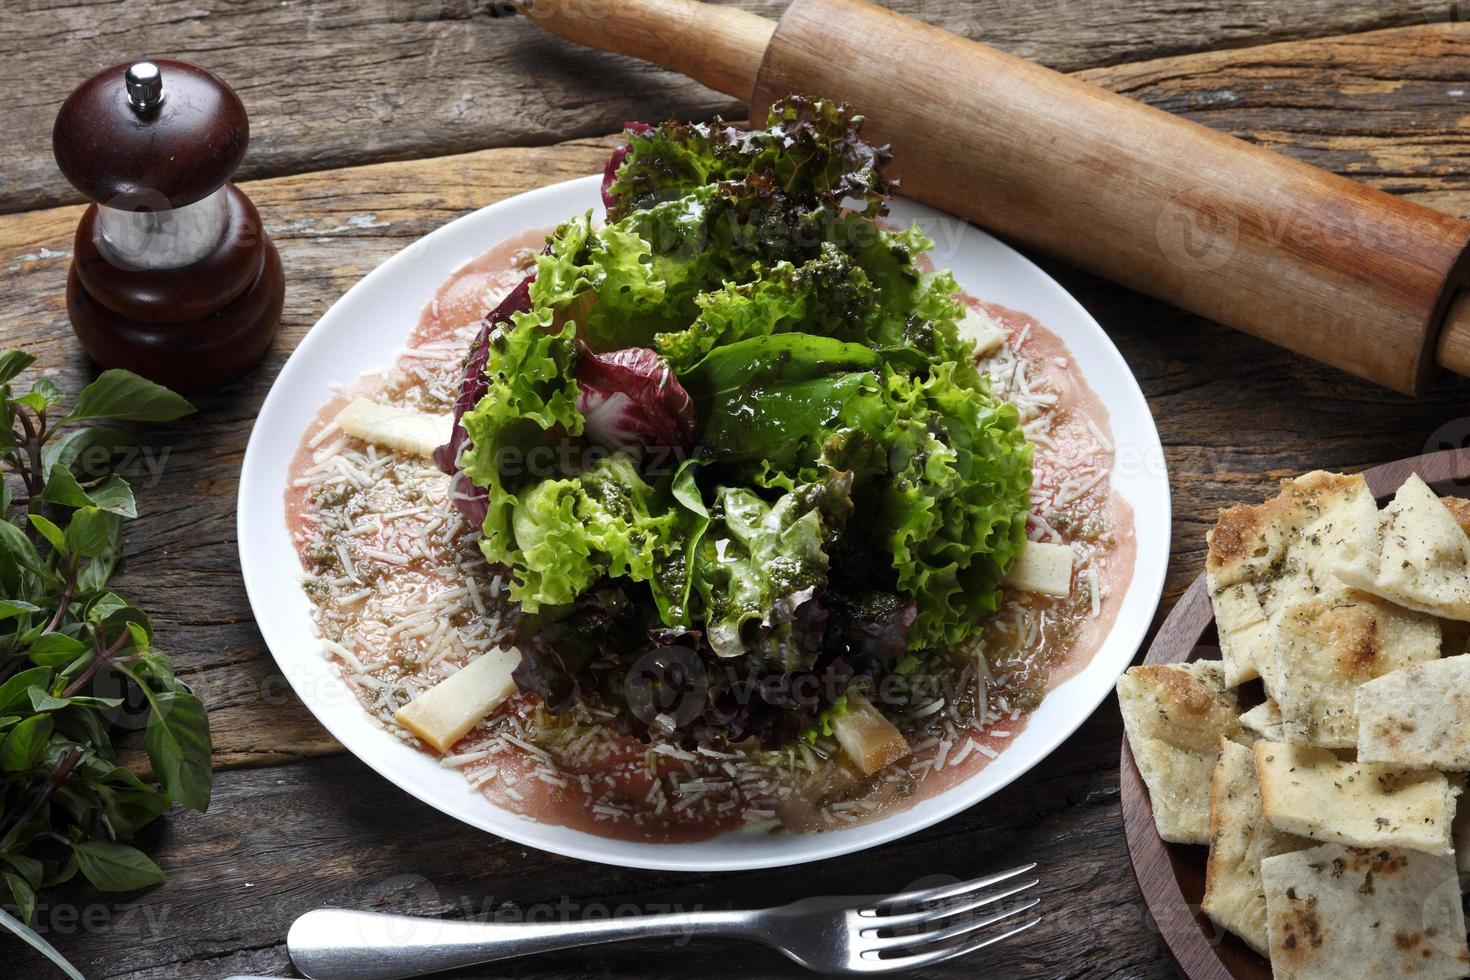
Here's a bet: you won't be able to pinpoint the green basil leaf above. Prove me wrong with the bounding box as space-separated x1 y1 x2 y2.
28 378 63 409
62 370 194 424
2 872 36 925
144 689 212 812
33 691 123 711
11 379 62 415
36 463 91 509
40 466 137 519
86 592 130 624
1 853 43 889
71 841 165 892
41 426 131 481
43 851 79 889
85 476 137 518
0 519 46 578
0 352 36 386
0 667 52 713
28 634 87 668
63 507 119 560
30 689 75 712
0 600 40 621
24 514 66 556
0 714 53 771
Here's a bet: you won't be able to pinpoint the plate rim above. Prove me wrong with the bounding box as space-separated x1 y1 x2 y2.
239 173 1171 871
1119 447 1470 979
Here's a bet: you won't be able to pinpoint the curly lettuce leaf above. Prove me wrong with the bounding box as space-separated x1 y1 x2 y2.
655 245 878 371
506 453 678 611
872 364 1032 649
458 312 583 594
604 96 892 224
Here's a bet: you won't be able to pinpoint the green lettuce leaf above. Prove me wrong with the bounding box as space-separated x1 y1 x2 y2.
695 474 853 660
508 453 677 611
694 338 1031 651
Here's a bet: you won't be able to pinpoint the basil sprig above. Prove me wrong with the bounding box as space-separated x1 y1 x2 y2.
0 350 208 924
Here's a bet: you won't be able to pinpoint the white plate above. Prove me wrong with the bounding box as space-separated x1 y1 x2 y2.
238 174 1169 871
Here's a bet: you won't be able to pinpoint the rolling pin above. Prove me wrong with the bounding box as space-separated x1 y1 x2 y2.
517 0 1470 395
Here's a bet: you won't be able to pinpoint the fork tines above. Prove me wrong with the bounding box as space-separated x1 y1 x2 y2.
854 864 1042 970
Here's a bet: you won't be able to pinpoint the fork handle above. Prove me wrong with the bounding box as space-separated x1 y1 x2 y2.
288 907 755 979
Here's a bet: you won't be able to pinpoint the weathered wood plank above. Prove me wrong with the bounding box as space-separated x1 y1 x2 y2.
8 22 1470 766
0 0 1452 213
10 711 1171 980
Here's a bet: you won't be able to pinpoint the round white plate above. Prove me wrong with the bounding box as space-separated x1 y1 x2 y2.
239 174 1169 871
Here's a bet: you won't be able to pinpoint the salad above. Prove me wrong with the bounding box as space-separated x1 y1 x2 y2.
434 96 1034 752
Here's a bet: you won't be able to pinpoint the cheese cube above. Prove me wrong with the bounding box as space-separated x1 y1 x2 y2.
334 398 453 459
1002 541 1074 596
833 693 911 776
959 307 1007 358
394 647 522 753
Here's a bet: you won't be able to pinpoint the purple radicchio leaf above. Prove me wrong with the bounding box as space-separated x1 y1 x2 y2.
574 343 697 463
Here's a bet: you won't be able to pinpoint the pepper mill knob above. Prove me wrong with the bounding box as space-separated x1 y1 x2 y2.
53 58 283 393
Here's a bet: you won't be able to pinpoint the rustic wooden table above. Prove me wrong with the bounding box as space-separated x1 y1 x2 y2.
5 1 1470 977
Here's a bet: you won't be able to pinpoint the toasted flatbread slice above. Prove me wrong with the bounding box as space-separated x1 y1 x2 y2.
1271 595 1439 749
1117 661 1239 845
1206 472 1374 690
1211 582 1271 688
1202 738 1310 956
1239 699 1289 742
1262 842 1469 979
1356 655 1470 771
1332 473 1470 622
1206 471 1365 591
1255 741 1460 855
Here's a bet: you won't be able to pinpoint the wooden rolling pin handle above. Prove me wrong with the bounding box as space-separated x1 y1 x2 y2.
1436 290 1470 378
517 0 772 102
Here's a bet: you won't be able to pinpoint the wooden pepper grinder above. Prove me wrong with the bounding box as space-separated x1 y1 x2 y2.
53 59 284 392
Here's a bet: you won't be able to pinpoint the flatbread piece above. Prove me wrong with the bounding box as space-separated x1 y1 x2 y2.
1255 741 1460 855
1118 661 1239 845
1202 738 1310 956
1261 842 1469 979
1356 655 1470 771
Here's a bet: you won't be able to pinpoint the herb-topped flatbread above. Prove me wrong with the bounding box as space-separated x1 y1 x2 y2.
1254 741 1460 856
1270 594 1439 749
1206 472 1368 688
1202 738 1310 956
1356 655 1470 771
1261 843 1469 979
1331 473 1470 622
1117 661 1240 845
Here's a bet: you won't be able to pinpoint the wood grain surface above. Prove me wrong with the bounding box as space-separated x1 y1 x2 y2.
6 4 1470 978
0 0 1457 213
1120 449 1470 980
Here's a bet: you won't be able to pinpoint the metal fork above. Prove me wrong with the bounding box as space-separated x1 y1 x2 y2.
287 863 1040 978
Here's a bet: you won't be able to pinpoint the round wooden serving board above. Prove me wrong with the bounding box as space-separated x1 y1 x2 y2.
1119 447 1470 980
